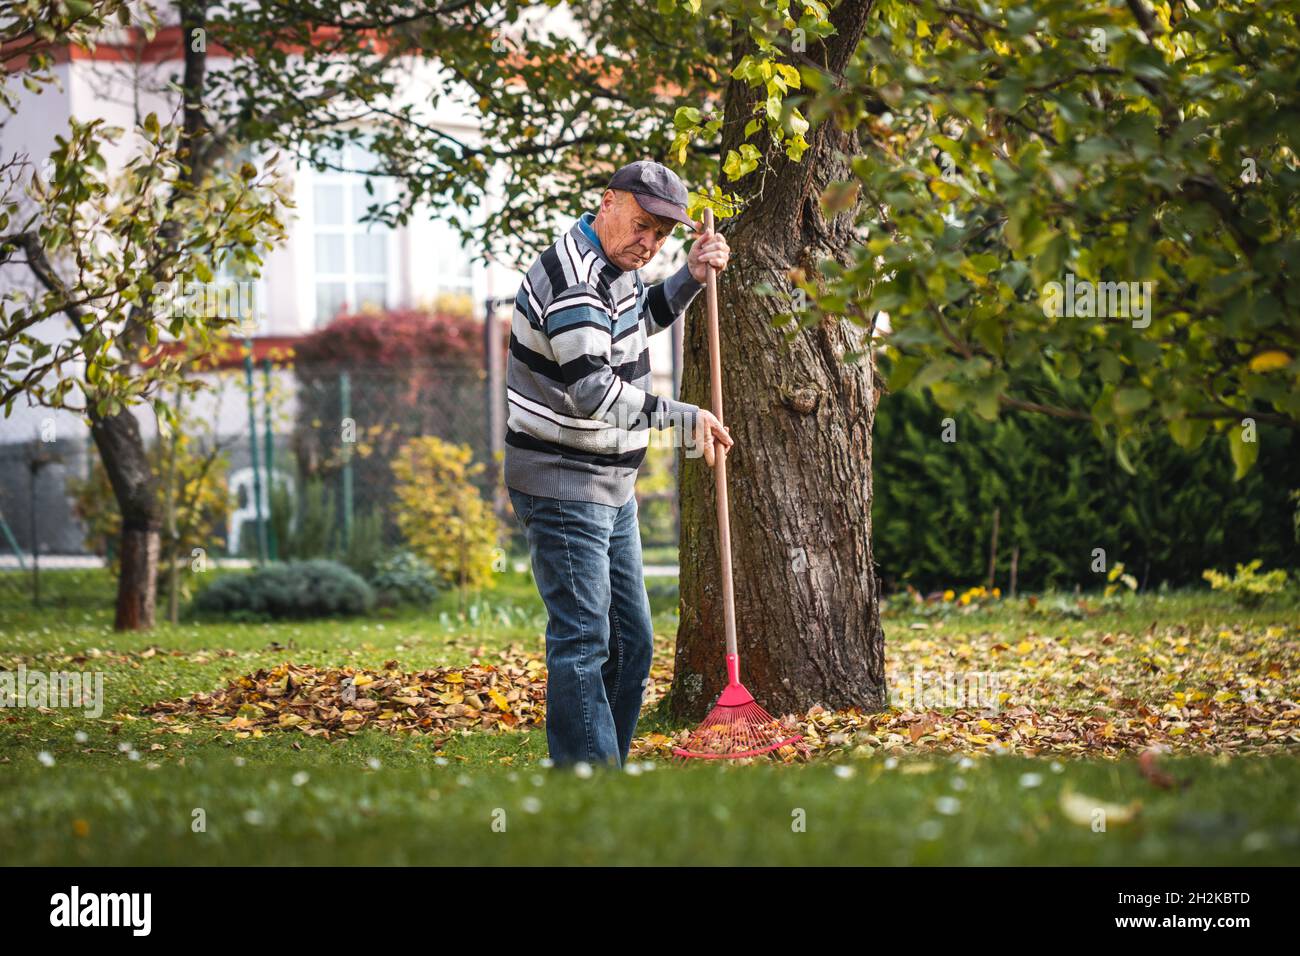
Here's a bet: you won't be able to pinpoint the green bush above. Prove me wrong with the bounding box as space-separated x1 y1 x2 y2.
873 371 1300 593
269 474 336 559
192 559 375 622
369 550 441 609
341 508 385 580
267 470 384 580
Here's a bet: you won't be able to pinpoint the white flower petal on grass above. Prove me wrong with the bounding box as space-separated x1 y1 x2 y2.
917 820 943 840
574 762 593 779
935 796 962 816
1050 761 1064 773
367 758 381 771
1242 831 1271 852
74 731 88 744
834 764 856 779
950 776 968 791
521 796 542 814
883 756 899 770
37 751 55 767
292 771 310 787
1019 772 1043 788
243 809 265 826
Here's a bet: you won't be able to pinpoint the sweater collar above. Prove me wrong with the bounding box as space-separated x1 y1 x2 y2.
571 211 626 281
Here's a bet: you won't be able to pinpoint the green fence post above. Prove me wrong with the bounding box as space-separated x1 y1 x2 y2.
340 369 353 549
262 355 278 562
243 336 267 564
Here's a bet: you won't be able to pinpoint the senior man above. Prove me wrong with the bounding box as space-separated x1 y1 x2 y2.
505 160 732 769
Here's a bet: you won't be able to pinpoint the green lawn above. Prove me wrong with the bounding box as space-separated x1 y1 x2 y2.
1 567 1297 865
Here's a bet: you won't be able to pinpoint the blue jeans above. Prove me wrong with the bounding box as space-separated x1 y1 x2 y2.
508 488 655 769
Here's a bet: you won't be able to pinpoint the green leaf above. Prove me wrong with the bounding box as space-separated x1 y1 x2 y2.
913 358 957 390
1168 417 1208 451
673 106 702 130
1113 387 1152 417
1228 424 1259 480
1115 439 1137 477
1097 351 1122 384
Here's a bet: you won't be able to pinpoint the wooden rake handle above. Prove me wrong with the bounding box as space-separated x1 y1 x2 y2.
702 206 740 666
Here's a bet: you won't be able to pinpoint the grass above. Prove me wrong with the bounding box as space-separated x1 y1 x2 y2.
5 754 1298 865
1 566 1297 865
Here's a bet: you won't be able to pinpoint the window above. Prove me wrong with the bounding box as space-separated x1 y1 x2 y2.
429 216 474 295
311 140 395 326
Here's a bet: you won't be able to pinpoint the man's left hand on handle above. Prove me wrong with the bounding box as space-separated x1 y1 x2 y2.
687 222 731 284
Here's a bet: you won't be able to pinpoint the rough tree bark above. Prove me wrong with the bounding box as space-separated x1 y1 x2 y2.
92 411 160 629
670 0 886 720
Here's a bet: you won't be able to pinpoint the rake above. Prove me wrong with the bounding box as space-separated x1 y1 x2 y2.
673 207 805 761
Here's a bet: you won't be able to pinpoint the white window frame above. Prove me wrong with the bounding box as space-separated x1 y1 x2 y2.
306 140 399 327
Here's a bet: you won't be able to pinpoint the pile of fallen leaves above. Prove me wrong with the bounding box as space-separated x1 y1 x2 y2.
631 696 1300 763
138 619 1299 763
631 620 1300 762
143 658 547 742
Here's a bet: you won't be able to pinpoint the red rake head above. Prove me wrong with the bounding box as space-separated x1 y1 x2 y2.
671 685 805 760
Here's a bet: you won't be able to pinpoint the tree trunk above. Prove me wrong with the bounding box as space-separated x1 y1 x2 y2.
669 0 886 720
91 409 160 630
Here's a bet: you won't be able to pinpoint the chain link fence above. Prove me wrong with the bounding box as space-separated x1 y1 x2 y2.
0 357 682 571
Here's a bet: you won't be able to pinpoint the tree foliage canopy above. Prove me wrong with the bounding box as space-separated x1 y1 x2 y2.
772 0 1299 477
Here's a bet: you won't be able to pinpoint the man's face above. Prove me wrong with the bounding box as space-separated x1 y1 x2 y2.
598 190 677 271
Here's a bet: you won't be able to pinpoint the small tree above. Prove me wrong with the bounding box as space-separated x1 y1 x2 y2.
390 436 501 609
1 5 288 630
68 384 234 620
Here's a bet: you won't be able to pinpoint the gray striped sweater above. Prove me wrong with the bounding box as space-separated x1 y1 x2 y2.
503 210 704 506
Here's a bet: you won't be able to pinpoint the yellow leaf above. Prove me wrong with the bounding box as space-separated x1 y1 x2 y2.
1060 788 1141 826
930 179 960 201
1248 350 1291 373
